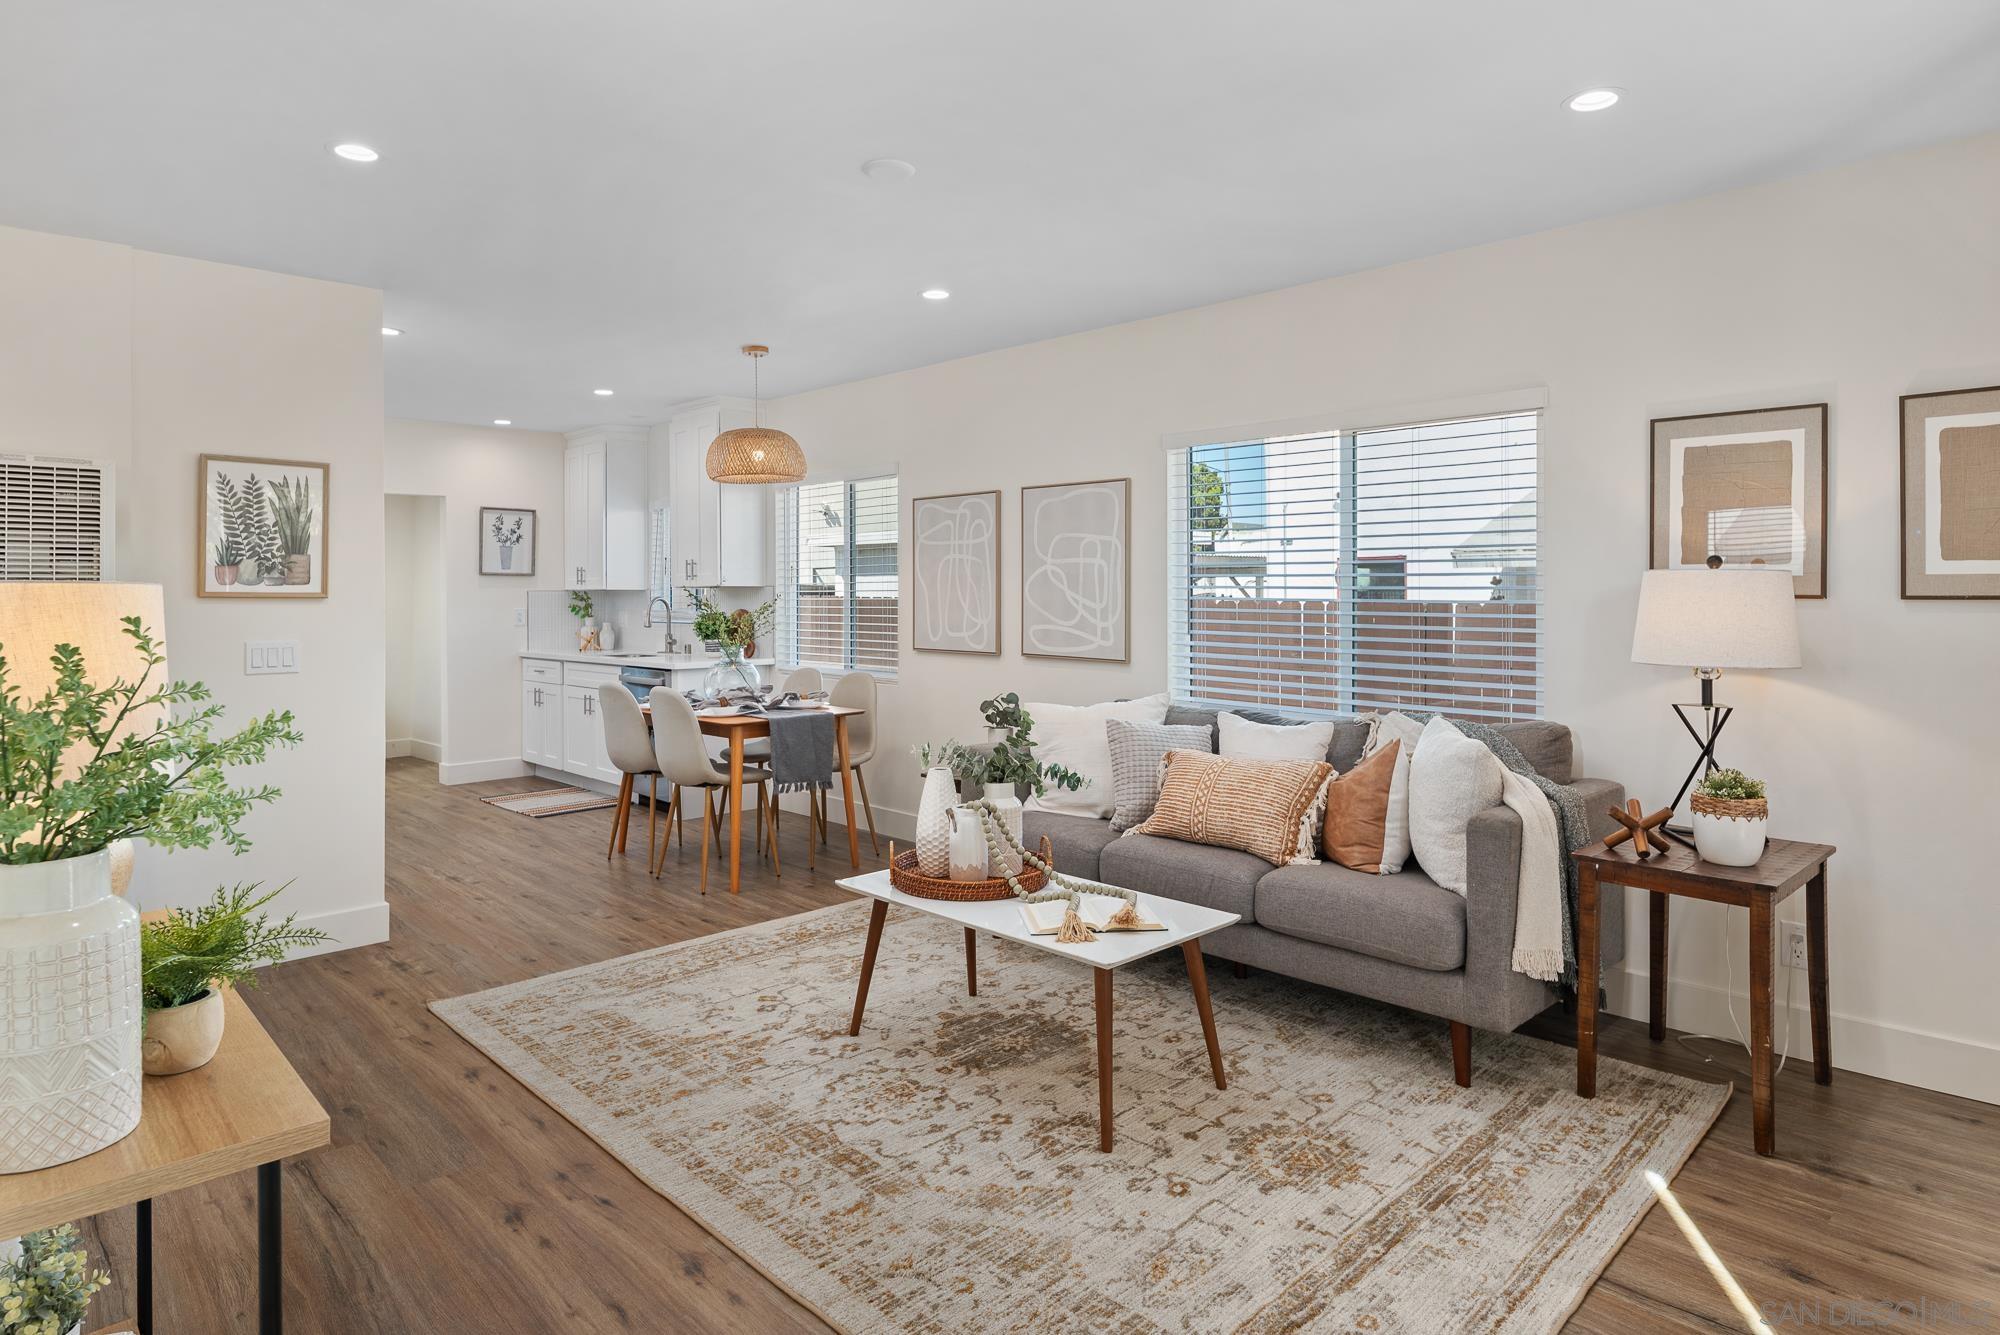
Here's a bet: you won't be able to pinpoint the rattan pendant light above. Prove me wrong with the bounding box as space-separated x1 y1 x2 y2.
706 344 806 484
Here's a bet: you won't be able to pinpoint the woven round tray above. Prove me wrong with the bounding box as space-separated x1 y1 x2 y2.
888 837 1052 902
1691 793 1768 820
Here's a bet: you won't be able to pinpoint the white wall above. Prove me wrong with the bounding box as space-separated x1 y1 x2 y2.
0 223 388 952
767 132 2000 1103
384 418 568 782
384 493 445 760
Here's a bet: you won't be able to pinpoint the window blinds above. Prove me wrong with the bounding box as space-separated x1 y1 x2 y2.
1167 412 1539 722
776 475 900 676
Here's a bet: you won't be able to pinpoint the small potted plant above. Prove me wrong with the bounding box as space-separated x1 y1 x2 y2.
0 1224 111 1335
1690 767 1768 866
569 589 597 649
928 695 1084 875
210 535 241 587
139 882 331 1075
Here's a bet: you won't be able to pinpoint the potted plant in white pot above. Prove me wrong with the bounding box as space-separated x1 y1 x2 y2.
139 883 330 1075
1690 767 1768 866
0 1224 111 1335
936 694 1084 876
0 615 300 1173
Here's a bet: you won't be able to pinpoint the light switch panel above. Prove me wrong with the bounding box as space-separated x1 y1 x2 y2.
245 640 300 675
514 608 526 626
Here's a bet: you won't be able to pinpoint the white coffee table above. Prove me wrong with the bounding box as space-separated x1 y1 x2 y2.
836 869 1240 1151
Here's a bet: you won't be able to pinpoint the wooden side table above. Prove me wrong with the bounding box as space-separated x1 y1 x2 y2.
1572 836 1835 1156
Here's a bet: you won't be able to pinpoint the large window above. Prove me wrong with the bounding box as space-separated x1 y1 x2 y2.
776 475 899 676
1167 411 1539 721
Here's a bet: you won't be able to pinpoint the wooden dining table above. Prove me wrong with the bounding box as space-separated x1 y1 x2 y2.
639 702 866 894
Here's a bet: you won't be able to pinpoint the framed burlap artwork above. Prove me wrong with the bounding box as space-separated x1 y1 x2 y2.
1650 403 1827 598
1902 385 2000 599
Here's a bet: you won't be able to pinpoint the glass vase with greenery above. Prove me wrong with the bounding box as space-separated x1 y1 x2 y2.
0 1224 110 1335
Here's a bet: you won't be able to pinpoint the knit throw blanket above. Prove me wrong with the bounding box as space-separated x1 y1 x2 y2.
765 710 835 796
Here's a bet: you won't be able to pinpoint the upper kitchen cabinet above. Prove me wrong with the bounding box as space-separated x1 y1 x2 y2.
663 399 771 588
562 426 648 590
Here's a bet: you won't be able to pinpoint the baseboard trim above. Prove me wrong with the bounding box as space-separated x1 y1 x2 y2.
387 737 442 762
285 900 391 960
438 756 534 785
1603 967 2000 1106
776 787 915 844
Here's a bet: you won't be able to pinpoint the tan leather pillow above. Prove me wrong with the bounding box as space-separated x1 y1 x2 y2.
1131 749 1333 867
1322 739 1399 873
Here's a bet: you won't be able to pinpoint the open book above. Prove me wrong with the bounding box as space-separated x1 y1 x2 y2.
1018 896 1166 935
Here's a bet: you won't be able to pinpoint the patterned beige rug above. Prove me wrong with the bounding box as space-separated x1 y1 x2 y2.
432 903 1728 1333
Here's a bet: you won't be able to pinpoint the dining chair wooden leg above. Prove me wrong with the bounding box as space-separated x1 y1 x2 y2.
697 788 714 896
754 779 764 853
676 787 685 844
646 774 659 868
652 786 679 877
607 774 632 859
763 783 783 878
855 764 880 857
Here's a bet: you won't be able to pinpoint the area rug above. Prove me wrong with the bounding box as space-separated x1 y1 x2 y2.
432 903 1728 1334
478 786 616 817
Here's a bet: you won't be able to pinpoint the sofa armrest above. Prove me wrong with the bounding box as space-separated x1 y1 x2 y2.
1462 775 1629 986
1569 777 1628 846
1568 777 1628 969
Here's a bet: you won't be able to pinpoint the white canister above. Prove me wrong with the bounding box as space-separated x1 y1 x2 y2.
946 806 990 882
914 766 958 877
981 781 1025 875
0 849 144 1174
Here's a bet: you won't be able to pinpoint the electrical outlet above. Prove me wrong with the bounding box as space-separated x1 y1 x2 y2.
514 608 526 626
1782 922 1808 969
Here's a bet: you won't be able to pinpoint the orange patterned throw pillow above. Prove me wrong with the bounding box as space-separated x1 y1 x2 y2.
1131 749 1333 866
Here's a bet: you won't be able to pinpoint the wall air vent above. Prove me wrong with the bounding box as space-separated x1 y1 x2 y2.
0 453 115 581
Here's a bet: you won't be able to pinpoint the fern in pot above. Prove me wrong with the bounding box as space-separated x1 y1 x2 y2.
1690 768 1767 866
139 883 330 1076
0 610 300 1171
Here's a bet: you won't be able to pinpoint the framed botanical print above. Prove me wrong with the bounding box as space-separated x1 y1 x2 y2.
480 507 537 576
1021 477 1130 661
1902 385 2000 599
197 455 330 598
911 490 999 654
1650 404 1827 598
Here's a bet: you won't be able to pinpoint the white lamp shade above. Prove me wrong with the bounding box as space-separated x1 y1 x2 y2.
1630 569 1800 670
0 581 170 744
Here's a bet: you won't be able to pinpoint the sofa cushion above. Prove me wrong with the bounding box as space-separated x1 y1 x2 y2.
1105 719 1214 832
1022 694 1169 819
1408 717 1506 894
1130 749 1332 867
1022 810 1123 882
1255 862 1467 972
1098 834 1265 923
1493 720 1572 784
1162 704 1371 772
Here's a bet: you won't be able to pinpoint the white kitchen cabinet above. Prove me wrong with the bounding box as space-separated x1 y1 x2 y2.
665 400 771 588
561 685 613 782
562 427 649 590
521 681 562 768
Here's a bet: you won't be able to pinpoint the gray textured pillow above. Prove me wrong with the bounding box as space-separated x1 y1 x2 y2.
1106 719 1214 832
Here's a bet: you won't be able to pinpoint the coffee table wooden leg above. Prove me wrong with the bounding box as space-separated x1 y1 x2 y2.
1649 890 1668 1041
1807 866 1832 1086
1576 863 1600 1099
847 900 888 1037
1182 942 1226 1090
1750 894 1776 1155
964 927 977 997
1095 967 1114 1152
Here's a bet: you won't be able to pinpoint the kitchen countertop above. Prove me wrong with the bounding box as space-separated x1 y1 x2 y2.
522 649 777 670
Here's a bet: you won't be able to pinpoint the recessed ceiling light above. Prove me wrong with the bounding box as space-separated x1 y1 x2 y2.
861 157 916 183
1564 88 1622 112
381 326 402 336
332 142 380 162
493 419 512 426
593 388 615 396
921 288 950 301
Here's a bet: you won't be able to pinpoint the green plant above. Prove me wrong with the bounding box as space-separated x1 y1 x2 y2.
140 882 331 1011
236 473 283 574
687 589 775 649
568 590 595 622
0 1223 110 1335
1694 767 1766 801
267 476 315 557
210 536 240 568
948 693 1083 796
0 619 302 864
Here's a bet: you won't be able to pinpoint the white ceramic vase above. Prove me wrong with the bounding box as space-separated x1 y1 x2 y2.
0 849 144 1174
946 806 989 882
1691 804 1769 867
981 781 1025 875
915 766 957 877
600 621 618 652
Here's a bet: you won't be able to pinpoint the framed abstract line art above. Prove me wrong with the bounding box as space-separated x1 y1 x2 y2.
197 455 330 599
479 507 537 576
1021 477 1130 662
1649 404 1827 598
911 490 1000 654
1902 384 2000 599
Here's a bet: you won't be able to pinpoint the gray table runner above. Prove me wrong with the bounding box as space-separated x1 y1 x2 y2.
765 710 835 794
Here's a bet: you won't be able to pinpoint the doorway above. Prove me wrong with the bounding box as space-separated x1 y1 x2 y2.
385 494 447 765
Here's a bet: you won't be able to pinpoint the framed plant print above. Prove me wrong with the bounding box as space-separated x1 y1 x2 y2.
480 506 537 576
1021 477 1130 662
197 455 329 599
1902 384 2000 599
1650 404 1827 598
911 490 999 654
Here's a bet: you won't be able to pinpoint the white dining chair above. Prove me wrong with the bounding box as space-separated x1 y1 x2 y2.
597 684 663 865
829 670 879 855
648 688 781 893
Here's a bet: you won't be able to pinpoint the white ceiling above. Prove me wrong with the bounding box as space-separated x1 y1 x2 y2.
5 2 1999 432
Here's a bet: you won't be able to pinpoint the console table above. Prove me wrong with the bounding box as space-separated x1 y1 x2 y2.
0 986 330 1333
1572 836 1834 1156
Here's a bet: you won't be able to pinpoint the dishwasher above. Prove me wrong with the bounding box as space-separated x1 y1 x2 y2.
618 664 672 705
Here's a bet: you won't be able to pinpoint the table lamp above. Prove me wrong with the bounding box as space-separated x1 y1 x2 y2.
1630 564 1800 820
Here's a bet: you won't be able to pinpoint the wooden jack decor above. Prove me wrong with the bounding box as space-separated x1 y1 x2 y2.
1605 798 1681 858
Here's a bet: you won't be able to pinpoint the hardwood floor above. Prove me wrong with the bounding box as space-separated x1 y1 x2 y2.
73 758 1998 1332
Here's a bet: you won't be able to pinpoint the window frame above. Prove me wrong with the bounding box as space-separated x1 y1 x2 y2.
776 472 900 680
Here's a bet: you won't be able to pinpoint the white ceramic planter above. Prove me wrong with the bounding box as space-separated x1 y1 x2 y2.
1691 809 1768 866
0 850 143 1174
142 988 226 1076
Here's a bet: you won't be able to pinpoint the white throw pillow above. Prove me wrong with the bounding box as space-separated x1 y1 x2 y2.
1022 694 1169 819
1360 711 1423 874
1406 715 1505 895
1218 711 1337 762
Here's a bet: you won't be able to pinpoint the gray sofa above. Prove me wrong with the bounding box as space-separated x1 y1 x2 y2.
1022 706 1626 1085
